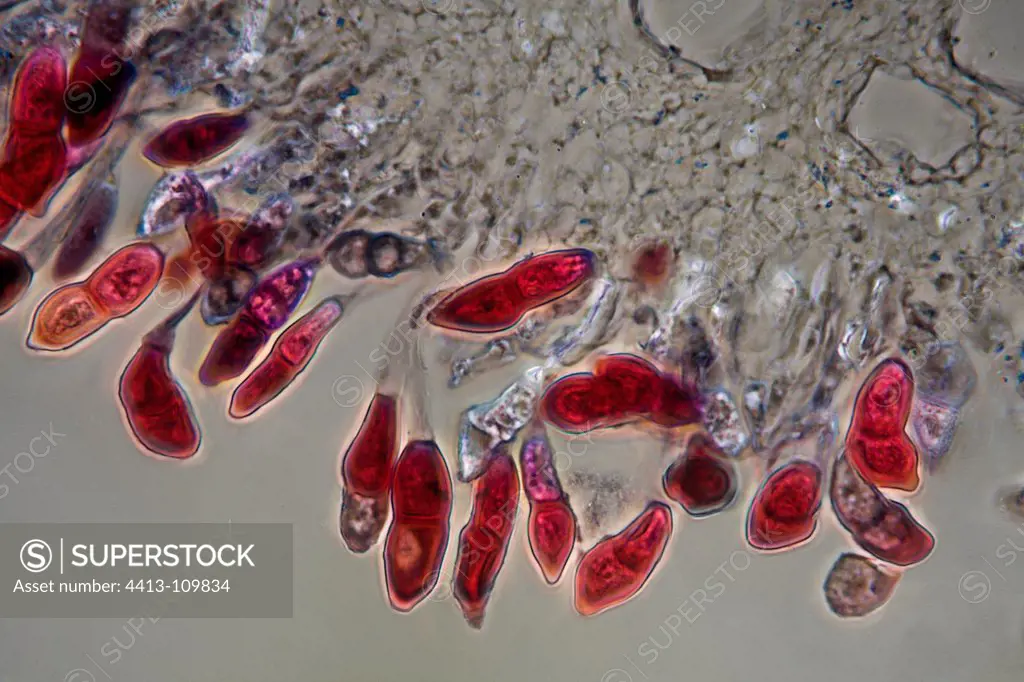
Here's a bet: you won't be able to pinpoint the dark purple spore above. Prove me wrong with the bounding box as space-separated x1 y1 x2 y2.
520 434 563 503
52 181 117 280
243 257 318 330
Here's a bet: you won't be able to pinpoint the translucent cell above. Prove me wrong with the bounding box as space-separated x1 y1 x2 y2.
366 232 421 278
910 398 961 470
84 243 164 317
9 46 67 135
457 412 497 483
830 455 886 528
746 459 823 552
384 440 452 612
0 246 32 315
340 393 399 498
997 485 1024 521
663 434 738 517
466 366 545 444
339 491 389 554
448 338 518 387
546 277 622 366
228 297 344 418
823 553 900 618
912 341 977 408
452 451 519 628
143 112 250 167
700 388 749 456
325 229 372 279
201 267 258 326
0 131 67 215
137 171 213 237
51 179 118 281
574 502 672 617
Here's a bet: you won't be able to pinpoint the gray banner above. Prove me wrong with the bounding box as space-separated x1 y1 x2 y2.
0 523 292 617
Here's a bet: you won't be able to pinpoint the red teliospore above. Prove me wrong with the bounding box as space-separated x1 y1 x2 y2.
28 242 164 352
0 45 954 631
228 194 293 270
85 243 165 316
574 502 673 617
197 317 268 386
342 394 400 497
452 449 520 628
142 112 250 168
746 459 823 551
663 434 738 517
169 190 288 288
65 51 136 147
540 353 701 433
9 46 67 135
384 440 453 612
427 248 595 333
0 130 68 215
69 0 136 146
519 429 578 584
845 358 920 492
118 292 201 459
229 297 344 419
181 214 247 281
0 46 71 222
339 392 399 554
198 258 317 386
530 502 577 585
